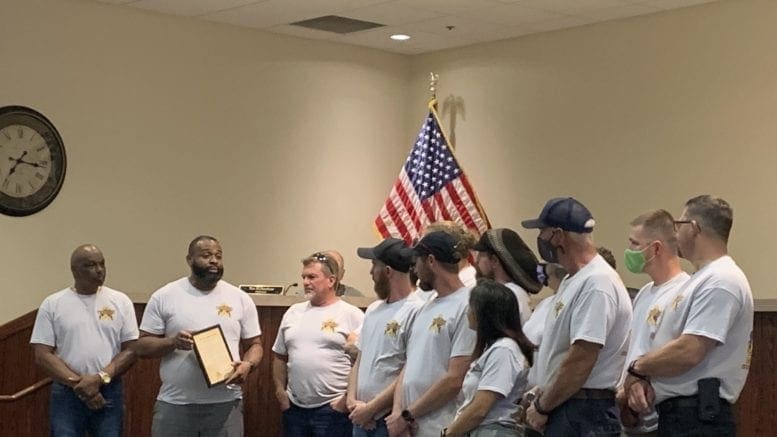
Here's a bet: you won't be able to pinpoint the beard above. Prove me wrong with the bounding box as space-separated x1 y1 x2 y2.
191 263 224 285
374 273 391 300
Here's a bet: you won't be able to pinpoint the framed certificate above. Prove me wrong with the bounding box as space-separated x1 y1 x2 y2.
191 325 235 387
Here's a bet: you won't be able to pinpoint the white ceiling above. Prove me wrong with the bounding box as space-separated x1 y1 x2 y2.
97 0 718 55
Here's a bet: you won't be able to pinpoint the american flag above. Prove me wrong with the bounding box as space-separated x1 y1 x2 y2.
374 107 490 243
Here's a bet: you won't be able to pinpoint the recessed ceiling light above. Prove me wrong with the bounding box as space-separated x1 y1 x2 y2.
390 34 411 41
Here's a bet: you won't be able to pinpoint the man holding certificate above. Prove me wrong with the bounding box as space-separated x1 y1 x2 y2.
136 235 263 437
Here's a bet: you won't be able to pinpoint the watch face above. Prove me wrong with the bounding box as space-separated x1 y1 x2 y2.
0 106 66 216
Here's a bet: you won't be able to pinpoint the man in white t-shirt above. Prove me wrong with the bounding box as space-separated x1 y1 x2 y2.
345 238 424 437
136 235 263 437
617 209 690 436
473 228 543 325
30 244 138 437
386 231 477 437
624 196 753 436
425 221 478 287
272 252 365 436
522 197 632 436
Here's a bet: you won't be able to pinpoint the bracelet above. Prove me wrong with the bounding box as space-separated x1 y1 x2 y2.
401 409 415 423
627 359 650 382
533 398 552 416
440 427 448 437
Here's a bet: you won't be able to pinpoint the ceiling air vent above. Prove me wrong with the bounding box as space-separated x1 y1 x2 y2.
290 15 384 34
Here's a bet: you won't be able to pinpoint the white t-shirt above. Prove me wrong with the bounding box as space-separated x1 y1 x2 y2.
523 296 552 388
355 294 424 418
457 338 528 429
523 296 552 346
414 266 476 303
272 299 364 408
622 271 689 433
648 256 753 404
505 282 532 326
460 265 477 288
140 277 262 404
534 255 632 390
402 286 476 437
30 286 139 375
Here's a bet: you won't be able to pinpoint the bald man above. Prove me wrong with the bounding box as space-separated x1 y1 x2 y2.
30 244 139 437
321 250 365 297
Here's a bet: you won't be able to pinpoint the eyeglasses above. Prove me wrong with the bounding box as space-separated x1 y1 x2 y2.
673 220 694 231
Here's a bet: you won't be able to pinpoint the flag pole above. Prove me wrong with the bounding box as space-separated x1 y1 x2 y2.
429 72 439 112
426 73 492 230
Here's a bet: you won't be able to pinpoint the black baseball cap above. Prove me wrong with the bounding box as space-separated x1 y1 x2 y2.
403 231 461 264
356 238 413 273
522 197 596 233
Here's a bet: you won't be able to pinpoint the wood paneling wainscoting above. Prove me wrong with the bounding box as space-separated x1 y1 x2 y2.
2 303 776 436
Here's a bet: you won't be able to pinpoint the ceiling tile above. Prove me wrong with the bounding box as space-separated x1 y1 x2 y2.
204 0 332 29
130 0 266 17
582 3 663 21
264 24 342 41
468 3 568 26
97 0 139 4
344 2 446 26
516 0 630 15
393 0 505 14
525 15 597 33
635 0 717 10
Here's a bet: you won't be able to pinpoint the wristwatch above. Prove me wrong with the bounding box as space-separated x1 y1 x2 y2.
401 409 415 423
97 371 111 385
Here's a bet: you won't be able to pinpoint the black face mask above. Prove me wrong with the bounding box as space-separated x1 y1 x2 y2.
537 235 559 264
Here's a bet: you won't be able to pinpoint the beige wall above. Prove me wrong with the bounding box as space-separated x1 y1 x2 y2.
410 0 772 300
0 0 411 323
1 0 772 323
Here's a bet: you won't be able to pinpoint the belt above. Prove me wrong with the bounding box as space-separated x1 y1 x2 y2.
569 388 615 400
657 395 730 411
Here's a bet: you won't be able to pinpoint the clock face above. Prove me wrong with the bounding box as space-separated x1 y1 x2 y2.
0 106 66 216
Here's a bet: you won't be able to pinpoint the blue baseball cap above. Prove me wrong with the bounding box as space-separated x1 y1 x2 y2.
521 197 596 233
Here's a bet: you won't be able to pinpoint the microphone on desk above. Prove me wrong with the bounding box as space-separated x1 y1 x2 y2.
282 282 298 296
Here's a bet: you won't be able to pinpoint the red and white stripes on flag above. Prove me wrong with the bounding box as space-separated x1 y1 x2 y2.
374 104 490 244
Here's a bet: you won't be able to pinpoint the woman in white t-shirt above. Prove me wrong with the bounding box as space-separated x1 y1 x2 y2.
442 279 536 437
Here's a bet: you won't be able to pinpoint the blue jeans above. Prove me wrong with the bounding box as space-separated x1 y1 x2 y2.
543 398 620 437
656 396 735 436
49 380 123 437
282 402 352 437
353 417 388 437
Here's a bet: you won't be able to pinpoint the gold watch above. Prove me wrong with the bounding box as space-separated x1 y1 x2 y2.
97 371 111 385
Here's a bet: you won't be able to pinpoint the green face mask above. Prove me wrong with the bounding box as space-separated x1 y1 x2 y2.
624 245 654 273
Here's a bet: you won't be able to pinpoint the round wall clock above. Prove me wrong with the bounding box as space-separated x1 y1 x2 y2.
0 106 67 216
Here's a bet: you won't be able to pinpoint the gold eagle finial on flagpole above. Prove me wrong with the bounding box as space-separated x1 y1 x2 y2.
429 72 439 110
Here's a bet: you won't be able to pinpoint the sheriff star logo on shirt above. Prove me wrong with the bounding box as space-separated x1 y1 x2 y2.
217 304 233 317
97 307 115 321
671 294 684 310
321 319 338 333
384 320 400 338
647 307 662 326
430 315 446 333
554 301 565 318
